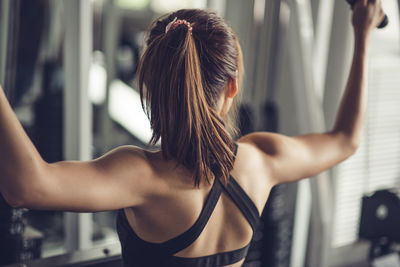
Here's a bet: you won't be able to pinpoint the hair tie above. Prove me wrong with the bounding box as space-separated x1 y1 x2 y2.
165 17 193 34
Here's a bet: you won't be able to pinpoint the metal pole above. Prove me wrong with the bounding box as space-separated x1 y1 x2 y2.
313 0 335 100
283 0 336 266
0 0 10 85
207 0 226 16
99 0 119 153
322 1 353 266
285 4 316 263
323 3 353 152
252 0 280 129
63 0 93 252
398 0 400 53
224 0 256 105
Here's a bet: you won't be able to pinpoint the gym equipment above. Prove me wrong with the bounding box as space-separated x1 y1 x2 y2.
359 189 400 242
3 243 122 267
0 195 26 265
346 0 389 29
359 189 400 266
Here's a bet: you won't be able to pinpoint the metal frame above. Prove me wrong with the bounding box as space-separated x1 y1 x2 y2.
252 0 282 129
320 1 353 266
99 0 119 154
63 0 93 252
274 0 351 266
4 243 122 267
283 1 328 266
278 0 400 265
0 0 10 85
0 0 20 101
313 0 335 99
223 0 256 105
286 0 354 266
207 0 227 16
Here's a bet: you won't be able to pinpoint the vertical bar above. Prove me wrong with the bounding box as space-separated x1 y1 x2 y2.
0 0 10 85
310 0 319 32
313 0 335 99
99 0 118 154
252 0 280 129
254 0 291 131
398 0 400 50
321 1 353 265
275 1 316 266
287 1 352 267
63 0 93 252
283 0 334 266
276 1 352 266
323 3 353 152
192 0 207 8
207 0 226 16
224 0 256 104
310 1 341 267
286 0 321 133
285 5 316 260
290 180 312 267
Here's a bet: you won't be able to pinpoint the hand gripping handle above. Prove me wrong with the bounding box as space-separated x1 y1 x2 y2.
346 0 389 28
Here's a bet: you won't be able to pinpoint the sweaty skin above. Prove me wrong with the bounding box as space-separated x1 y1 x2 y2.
0 1 384 266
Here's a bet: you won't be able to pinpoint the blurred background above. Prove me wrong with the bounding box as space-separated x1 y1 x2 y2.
0 0 399 266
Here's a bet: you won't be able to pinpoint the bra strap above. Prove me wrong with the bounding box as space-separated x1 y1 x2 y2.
223 176 260 230
162 178 223 255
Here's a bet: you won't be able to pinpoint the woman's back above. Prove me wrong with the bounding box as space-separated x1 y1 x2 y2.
0 3 385 267
117 142 273 266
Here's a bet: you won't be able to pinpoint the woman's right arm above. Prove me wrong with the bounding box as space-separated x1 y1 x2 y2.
0 85 153 212
240 0 384 185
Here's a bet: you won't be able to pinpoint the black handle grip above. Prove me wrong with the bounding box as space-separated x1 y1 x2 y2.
346 0 389 29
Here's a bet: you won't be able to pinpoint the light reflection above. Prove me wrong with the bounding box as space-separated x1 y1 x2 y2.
108 79 153 144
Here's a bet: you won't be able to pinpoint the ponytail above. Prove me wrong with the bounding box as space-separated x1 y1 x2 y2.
138 10 240 186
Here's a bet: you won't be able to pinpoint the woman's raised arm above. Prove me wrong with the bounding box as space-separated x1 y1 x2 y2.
241 0 384 185
0 86 152 212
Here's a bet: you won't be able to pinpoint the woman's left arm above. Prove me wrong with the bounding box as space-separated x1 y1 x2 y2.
0 86 151 212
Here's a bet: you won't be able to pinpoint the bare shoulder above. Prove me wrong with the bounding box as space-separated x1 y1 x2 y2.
237 132 282 174
233 134 277 213
98 145 148 159
94 145 152 172
91 145 158 192
239 132 284 156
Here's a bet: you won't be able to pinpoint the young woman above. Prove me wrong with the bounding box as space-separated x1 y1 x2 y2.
0 1 384 266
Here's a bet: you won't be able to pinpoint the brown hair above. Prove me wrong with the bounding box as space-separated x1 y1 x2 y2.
138 9 244 186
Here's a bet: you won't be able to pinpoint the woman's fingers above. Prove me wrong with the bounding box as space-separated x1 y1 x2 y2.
352 0 384 35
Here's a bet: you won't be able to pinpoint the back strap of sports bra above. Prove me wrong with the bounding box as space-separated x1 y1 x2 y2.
168 243 250 267
222 177 260 230
219 143 260 230
162 179 223 255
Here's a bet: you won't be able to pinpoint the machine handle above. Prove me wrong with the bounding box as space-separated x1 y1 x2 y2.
346 0 389 28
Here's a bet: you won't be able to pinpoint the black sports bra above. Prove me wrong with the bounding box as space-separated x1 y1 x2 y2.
116 144 260 266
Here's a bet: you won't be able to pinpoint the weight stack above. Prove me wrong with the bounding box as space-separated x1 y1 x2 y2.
244 183 297 267
0 194 26 265
0 194 43 265
261 183 297 267
33 91 63 163
33 62 64 164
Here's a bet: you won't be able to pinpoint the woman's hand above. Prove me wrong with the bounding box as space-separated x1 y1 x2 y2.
352 0 385 38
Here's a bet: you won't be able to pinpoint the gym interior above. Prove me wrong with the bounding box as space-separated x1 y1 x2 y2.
0 0 400 266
